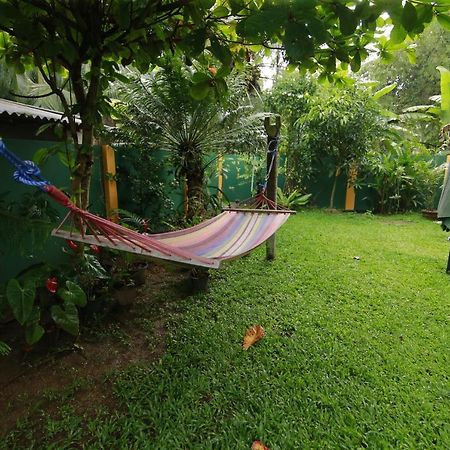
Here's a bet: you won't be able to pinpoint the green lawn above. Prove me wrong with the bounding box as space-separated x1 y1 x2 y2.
4 211 450 449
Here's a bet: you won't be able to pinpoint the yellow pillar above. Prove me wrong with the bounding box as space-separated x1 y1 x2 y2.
101 145 119 220
217 155 224 201
344 164 358 211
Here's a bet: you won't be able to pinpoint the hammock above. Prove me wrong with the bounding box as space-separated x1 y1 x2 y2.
0 140 293 269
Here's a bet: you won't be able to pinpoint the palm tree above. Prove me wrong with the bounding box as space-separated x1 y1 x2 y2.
1 56 69 110
0 56 23 100
113 64 266 219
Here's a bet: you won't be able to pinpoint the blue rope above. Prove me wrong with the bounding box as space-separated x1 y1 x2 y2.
261 136 280 191
0 139 50 189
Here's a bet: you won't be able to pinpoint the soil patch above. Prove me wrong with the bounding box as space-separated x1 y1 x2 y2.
380 220 415 226
0 264 192 438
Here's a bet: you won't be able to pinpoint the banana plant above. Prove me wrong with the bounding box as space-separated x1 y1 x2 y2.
400 66 450 127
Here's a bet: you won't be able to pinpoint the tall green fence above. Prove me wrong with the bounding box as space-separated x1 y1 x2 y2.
0 138 104 283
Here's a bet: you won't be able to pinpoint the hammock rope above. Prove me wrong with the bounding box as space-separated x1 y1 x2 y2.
259 135 279 193
0 140 49 188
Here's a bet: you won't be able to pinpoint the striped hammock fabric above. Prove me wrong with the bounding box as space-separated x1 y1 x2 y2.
53 208 292 269
153 209 291 260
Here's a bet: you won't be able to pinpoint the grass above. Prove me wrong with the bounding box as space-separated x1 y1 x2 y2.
3 210 450 449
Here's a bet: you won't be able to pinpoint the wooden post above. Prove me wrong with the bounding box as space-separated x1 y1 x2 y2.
344 164 358 211
102 144 119 221
264 116 281 260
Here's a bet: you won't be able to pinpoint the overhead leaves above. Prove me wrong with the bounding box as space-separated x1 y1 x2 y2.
242 325 265 350
390 25 407 44
338 6 358 36
401 2 418 32
284 22 314 62
293 0 317 9
437 14 450 31
350 51 361 72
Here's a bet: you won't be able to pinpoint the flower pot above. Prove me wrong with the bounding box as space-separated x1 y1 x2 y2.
189 269 210 293
131 262 149 286
114 286 136 307
421 209 438 220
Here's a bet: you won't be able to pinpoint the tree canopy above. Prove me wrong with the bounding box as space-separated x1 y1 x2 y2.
361 20 450 112
0 0 449 209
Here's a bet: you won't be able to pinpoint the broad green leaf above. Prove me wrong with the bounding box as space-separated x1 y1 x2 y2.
214 78 228 97
33 146 56 165
51 302 79 336
192 72 210 83
406 47 416 64
198 0 215 9
403 105 440 115
390 25 407 44
190 80 211 100
212 6 229 17
210 37 232 65
437 66 450 122
6 279 35 326
339 7 358 36
293 0 317 9
355 0 374 20
373 83 397 100
58 150 76 168
307 18 329 44
284 23 314 62
380 49 394 64
437 14 450 31
58 281 87 307
229 0 245 14
183 28 207 56
416 5 434 24
401 2 417 32
25 323 44 345
350 52 361 72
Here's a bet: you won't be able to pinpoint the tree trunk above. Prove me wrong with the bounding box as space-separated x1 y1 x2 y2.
185 162 205 221
69 56 102 210
70 120 94 208
329 166 341 209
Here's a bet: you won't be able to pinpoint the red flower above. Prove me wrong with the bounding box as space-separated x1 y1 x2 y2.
90 244 100 254
66 240 78 250
46 277 58 294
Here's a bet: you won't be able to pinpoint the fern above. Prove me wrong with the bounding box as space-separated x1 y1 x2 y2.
0 210 53 254
277 188 311 210
0 191 58 255
113 208 150 232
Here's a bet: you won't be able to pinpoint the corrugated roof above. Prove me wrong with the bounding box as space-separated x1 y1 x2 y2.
0 98 81 125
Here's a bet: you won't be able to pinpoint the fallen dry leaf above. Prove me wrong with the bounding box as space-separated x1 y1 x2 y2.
242 325 265 350
252 440 269 450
